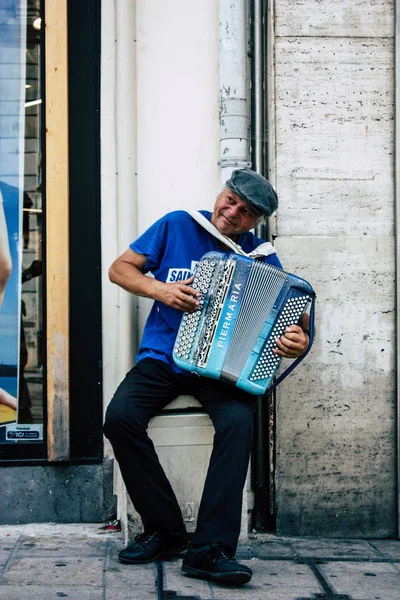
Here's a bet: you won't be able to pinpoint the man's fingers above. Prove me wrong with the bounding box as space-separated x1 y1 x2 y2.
181 275 195 285
174 300 192 311
179 283 199 298
161 279 201 311
180 299 199 311
274 339 299 358
285 325 302 334
171 296 193 311
178 288 199 306
276 335 297 349
274 349 298 358
173 289 200 312
273 329 309 357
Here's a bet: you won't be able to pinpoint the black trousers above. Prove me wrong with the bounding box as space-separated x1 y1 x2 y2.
103 358 256 553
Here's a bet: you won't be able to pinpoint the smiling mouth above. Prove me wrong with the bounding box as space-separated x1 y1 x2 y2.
221 215 236 227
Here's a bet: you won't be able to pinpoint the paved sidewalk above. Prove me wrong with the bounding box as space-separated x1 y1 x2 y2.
0 524 399 599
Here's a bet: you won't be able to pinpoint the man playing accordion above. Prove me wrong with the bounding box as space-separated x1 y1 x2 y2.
104 169 309 586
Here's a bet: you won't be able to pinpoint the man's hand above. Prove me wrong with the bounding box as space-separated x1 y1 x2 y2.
109 250 200 312
156 276 200 312
273 324 309 359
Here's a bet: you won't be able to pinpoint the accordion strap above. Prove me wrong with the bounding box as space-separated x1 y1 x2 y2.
187 211 277 259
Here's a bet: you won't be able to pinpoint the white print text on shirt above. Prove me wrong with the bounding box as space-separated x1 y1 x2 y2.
166 261 198 283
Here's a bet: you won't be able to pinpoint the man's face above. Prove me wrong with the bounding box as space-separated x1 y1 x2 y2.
211 188 260 237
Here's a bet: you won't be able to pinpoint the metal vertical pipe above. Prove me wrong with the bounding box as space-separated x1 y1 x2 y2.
265 0 277 241
395 0 400 539
253 0 266 243
252 0 278 531
218 0 250 184
264 0 277 530
253 0 264 176
252 0 271 532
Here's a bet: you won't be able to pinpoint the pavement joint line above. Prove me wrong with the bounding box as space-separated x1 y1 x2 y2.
289 556 383 600
302 558 337 600
366 540 390 560
102 540 111 600
207 577 215 599
15 553 109 559
295 596 359 600
252 555 400 563
295 559 374 600
0 535 23 585
366 540 400 574
390 561 400 575
156 559 164 600
158 560 205 600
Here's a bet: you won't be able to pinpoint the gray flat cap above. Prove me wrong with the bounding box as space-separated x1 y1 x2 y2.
225 168 278 216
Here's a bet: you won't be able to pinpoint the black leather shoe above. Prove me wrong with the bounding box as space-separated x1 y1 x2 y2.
119 528 189 564
182 543 252 585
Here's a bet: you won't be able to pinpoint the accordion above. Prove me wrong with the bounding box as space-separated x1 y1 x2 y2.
173 251 315 395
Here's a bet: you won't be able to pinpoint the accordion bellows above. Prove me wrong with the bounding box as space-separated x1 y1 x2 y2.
173 251 315 395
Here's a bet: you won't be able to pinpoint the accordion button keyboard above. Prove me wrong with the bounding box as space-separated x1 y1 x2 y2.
250 293 311 382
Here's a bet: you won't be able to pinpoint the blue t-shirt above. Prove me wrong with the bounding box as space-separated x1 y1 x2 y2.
130 210 283 372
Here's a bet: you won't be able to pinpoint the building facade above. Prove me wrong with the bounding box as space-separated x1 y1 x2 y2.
0 0 398 541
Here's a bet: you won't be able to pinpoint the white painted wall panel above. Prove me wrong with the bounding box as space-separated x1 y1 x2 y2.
275 0 394 38
135 0 221 337
136 0 220 233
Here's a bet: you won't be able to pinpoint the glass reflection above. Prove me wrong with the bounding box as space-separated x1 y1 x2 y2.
0 0 44 443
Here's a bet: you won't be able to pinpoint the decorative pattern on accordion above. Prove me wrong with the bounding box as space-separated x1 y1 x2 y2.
195 259 235 368
174 257 235 362
173 251 314 395
174 257 219 362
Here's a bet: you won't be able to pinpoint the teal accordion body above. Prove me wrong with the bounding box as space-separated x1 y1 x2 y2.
173 251 315 395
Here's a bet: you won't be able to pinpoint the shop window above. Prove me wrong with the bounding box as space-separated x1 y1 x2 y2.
0 0 102 461
0 0 45 452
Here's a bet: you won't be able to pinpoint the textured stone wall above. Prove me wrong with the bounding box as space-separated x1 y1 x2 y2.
273 0 396 537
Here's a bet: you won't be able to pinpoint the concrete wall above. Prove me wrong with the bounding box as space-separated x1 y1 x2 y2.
0 461 116 525
273 0 396 537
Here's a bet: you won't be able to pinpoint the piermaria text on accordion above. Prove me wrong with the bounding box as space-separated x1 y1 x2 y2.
216 283 242 349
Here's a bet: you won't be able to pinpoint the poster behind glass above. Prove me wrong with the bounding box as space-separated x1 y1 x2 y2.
0 0 44 444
